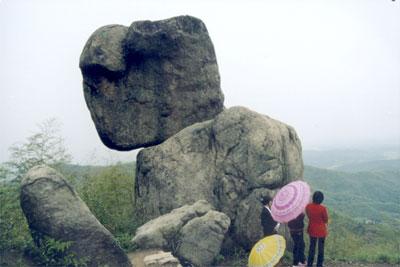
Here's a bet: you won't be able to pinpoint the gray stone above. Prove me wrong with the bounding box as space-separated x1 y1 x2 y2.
132 200 213 250
132 200 230 267
177 210 230 266
20 165 132 267
135 106 303 248
80 15 224 151
143 251 182 267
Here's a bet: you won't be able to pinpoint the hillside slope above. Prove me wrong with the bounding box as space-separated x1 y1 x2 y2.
304 165 400 226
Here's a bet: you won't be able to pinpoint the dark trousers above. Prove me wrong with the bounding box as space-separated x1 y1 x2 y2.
291 231 306 265
307 236 325 267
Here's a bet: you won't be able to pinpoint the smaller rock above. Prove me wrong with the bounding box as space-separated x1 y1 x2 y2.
132 200 230 266
144 251 182 267
132 200 213 249
177 211 230 267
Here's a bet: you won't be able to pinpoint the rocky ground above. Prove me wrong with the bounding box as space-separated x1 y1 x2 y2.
2 250 398 267
128 249 161 267
219 256 399 267
322 264 398 267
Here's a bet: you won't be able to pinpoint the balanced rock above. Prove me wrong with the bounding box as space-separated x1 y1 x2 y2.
20 165 132 267
132 200 230 266
135 106 303 248
80 15 224 150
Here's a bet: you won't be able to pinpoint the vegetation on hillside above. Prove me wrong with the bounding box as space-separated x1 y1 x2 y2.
305 165 400 226
0 163 137 266
0 123 399 265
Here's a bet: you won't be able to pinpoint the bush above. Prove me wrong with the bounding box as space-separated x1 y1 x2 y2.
76 164 137 237
0 182 33 252
29 236 88 267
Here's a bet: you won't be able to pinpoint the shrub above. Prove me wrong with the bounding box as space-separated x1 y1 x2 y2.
29 236 88 267
0 182 33 252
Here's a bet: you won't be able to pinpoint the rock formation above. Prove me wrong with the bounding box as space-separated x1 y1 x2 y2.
80 15 224 151
132 200 230 266
135 106 303 248
79 14 305 257
20 165 132 267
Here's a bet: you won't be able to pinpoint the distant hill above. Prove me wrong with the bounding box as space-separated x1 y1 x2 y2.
304 165 400 226
303 146 400 169
332 159 400 172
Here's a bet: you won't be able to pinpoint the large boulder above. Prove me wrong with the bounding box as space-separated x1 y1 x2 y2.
79 15 224 151
132 200 230 266
135 106 303 248
20 165 132 267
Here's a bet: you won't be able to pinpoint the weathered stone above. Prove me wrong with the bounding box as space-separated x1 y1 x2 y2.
177 210 230 266
132 200 230 267
20 165 132 267
144 251 182 267
132 200 213 250
80 15 224 150
135 106 303 248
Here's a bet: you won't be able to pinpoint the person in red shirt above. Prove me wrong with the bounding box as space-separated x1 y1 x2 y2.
306 191 329 267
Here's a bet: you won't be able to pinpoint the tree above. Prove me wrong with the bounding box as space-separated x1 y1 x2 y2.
0 118 73 263
4 118 72 181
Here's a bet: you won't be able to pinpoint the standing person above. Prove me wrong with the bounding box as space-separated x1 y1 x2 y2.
288 213 306 267
260 196 280 236
306 191 329 267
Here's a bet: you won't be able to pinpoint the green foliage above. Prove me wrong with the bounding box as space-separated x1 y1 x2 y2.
319 210 400 264
0 161 138 266
0 182 33 252
212 254 225 265
2 147 399 265
30 236 88 267
57 162 138 251
75 164 137 238
305 165 400 264
3 118 72 181
220 246 248 266
305 165 400 226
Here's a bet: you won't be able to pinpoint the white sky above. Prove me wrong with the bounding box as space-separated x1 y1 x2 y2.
1 0 399 164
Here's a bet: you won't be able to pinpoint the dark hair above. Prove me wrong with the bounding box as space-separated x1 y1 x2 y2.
312 191 324 204
260 196 271 206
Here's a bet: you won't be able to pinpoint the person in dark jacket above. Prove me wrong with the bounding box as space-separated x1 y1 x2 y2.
260 196 279 236
288 213 306 267
306 191 329 267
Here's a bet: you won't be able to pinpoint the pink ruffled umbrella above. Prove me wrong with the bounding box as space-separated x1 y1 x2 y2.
271 180 311 223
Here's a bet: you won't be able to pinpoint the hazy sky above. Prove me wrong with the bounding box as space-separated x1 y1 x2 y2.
1 0 399 164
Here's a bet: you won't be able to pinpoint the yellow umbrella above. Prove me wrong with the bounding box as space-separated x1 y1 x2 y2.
248 234 286 267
